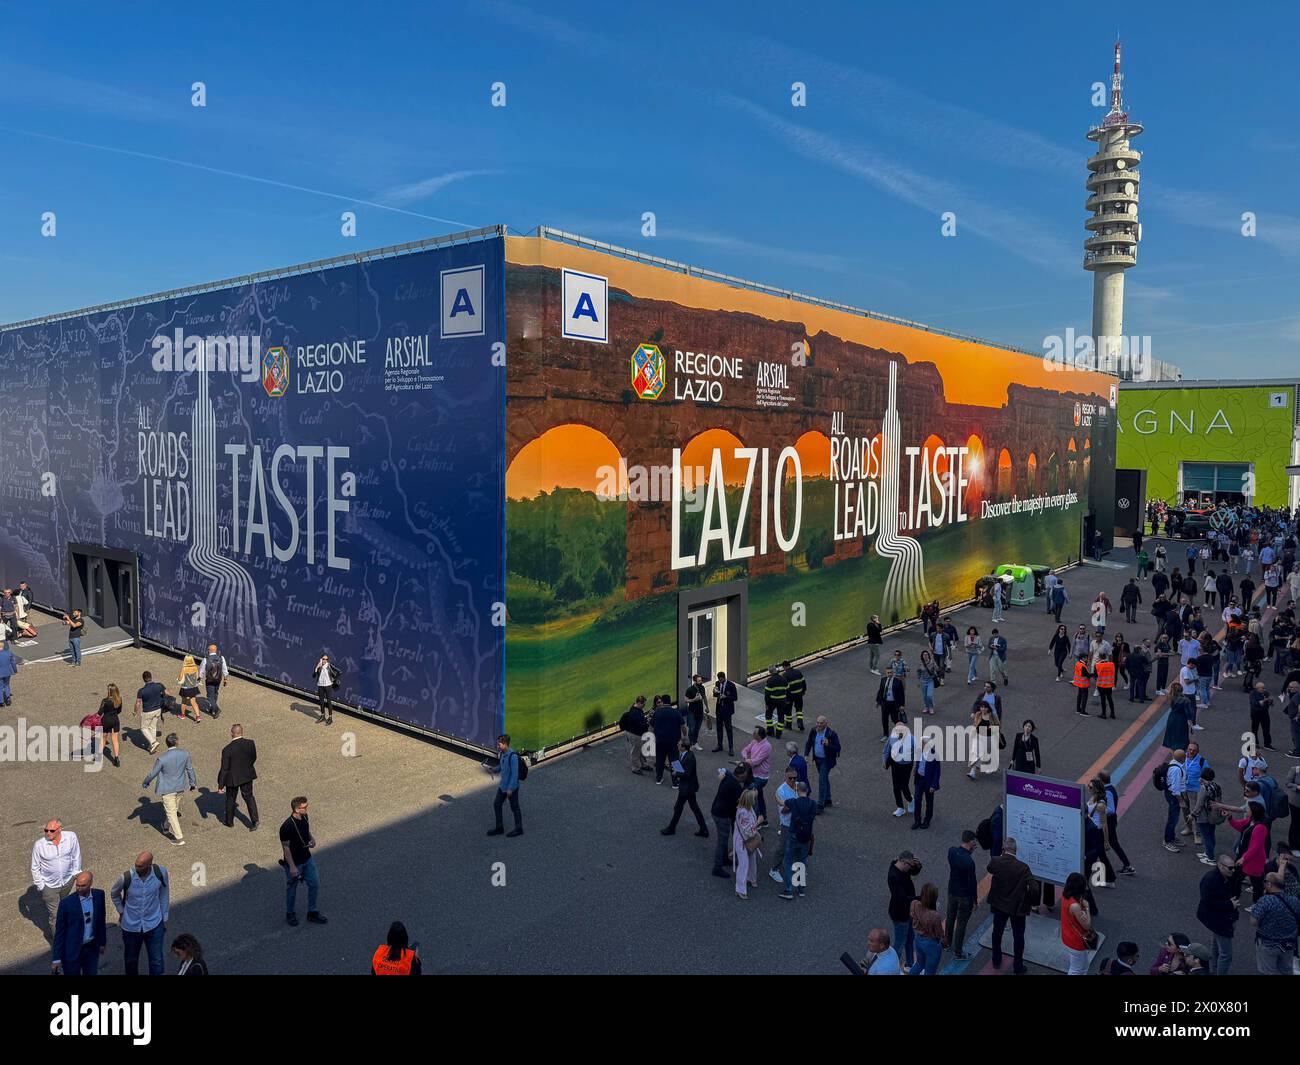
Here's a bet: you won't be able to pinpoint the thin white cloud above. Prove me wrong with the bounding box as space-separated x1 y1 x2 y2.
742 37 1080 177
377 170 503 207
1159 188 1300 256
719 94 1077 272
0 126 477 229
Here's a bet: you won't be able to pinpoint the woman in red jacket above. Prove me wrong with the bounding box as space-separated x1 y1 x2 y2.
1220 801 1270 909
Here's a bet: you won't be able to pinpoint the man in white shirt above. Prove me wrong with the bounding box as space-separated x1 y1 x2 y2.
862 928 902 974
31 819 81 938
1238 753 1267 786
767 766 800 884
110 852 170 975
1178 662 1204 729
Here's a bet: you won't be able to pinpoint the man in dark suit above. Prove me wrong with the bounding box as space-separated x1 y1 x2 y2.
218 723 259 831
712 672 738 756
875 668 906 740
52 871 107 975
661 738 708 837
650 695 683 785
987 837 1033 974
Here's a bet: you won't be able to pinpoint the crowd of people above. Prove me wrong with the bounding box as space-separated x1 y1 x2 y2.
15 500 1300 976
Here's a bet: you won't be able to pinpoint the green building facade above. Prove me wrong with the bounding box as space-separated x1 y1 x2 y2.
1116 380 1300 509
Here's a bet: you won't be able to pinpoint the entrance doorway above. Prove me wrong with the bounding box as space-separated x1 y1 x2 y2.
677 579 748 696
687 604 728 681
67 543 141 642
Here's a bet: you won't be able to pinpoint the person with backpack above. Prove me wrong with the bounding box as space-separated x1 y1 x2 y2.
203 643 228 718
1158 749 1188 853
1191 765 1225 864
487 734 524 838
778 780 818 900
110 852 169 975
1249 872 1300 974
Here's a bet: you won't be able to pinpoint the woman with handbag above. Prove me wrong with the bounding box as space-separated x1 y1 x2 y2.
177 655 203 723
967 701 997 780
1061 872 1096 975
98 683 123 767
917 651 941 715
732 788 761 900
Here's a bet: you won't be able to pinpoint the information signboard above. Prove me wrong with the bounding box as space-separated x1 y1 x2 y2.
1004 771 1084 885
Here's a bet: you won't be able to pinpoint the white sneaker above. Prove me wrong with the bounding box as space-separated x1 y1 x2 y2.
1191 724 1205 731
692 744 703 751
871 669 882 675
893 808 905 818
768 869 784 884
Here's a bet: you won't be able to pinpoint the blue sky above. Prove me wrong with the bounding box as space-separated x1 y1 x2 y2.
3 0 1299 377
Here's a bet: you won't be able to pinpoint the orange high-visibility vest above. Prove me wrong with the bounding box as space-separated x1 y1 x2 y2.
372 946 415 976
1072 661 1091 688
1095 661 1116 689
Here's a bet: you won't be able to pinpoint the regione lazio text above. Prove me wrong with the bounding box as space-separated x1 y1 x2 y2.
503 233 1116 751
0 235 507 749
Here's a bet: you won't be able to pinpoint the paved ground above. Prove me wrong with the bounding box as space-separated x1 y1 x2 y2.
1 540 1292 974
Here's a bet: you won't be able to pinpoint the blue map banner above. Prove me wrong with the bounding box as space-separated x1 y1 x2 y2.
0 236 505 749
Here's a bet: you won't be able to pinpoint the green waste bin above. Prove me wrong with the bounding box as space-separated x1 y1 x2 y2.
993 564 1034 606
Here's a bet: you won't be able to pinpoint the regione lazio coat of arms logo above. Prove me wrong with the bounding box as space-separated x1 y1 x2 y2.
631 343 665 400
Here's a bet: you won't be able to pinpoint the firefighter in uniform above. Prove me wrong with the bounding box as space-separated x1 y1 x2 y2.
781 659 807 731
763 667 789 738
1094 653 1117 720
1072 654 1093 717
